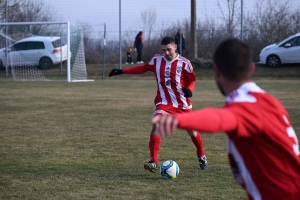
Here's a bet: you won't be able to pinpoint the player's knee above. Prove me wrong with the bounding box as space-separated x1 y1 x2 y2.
187 130 197 137
151 124 157 134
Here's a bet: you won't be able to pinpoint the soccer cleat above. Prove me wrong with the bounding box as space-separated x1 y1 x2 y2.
140 61 144 64
125 62 128 64
144 160 158 173
198 155 208 170
131 62 134 64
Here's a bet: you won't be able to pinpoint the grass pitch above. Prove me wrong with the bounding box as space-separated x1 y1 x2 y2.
0 65 300 199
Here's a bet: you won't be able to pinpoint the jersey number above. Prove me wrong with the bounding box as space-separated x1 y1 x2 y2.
287 127 300 156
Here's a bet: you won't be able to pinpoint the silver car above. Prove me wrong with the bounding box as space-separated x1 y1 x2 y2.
259 32 300 67
0 36 68 69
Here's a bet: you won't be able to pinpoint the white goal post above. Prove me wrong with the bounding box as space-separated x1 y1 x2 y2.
0 21 93 82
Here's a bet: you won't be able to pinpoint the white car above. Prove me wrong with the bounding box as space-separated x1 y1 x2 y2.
259 32 300 67
0 36 68 69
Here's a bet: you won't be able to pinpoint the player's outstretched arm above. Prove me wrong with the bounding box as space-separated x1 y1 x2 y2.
109 65 149 77
151 108 238 137
109 69 123 77
152 115 179 137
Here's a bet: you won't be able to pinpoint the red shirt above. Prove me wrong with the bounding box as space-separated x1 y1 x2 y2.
174 82 300 200
123 54 196 110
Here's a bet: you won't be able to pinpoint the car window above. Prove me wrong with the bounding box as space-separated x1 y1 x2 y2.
26 42 45 50
10 41 46 51
293 37 300 46
286 36 300 47
11 42 26 51
35 42 45 49
52 38 66 48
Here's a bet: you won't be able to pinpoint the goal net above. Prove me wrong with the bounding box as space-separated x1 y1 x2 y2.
0 22 92 82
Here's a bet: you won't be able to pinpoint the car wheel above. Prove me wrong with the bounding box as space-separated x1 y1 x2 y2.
266 55 281 67
39 57 53 70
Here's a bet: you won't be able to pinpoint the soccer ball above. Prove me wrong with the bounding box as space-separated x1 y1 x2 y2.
160 160 180 179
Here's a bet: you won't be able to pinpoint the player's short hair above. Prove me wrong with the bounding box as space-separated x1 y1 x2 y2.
161 37 175 45
213 38 252 81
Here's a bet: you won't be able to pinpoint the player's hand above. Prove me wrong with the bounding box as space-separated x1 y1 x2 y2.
151 115 179 137
183 88 193 98
109 69 123 77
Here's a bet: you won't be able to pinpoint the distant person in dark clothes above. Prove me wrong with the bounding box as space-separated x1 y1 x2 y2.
134 31 145 64
125 46 134 64
174 29 186 56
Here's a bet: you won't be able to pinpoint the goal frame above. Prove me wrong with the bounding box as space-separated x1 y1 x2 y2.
0 21 73 82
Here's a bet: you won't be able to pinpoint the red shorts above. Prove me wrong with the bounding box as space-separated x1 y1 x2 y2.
154 104 192 116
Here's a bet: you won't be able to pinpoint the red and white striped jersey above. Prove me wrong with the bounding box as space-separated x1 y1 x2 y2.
174 82 300 199
123 54 196 110
225 82 300 200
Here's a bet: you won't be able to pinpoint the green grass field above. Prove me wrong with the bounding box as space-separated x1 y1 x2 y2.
0 65 300 199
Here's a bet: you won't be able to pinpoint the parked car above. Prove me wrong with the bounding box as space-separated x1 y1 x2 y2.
259 32 300 67
0 36 69 69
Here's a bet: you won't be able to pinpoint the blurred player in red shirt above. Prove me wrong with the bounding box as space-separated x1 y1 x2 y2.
152 38 300 200
109 36 208 172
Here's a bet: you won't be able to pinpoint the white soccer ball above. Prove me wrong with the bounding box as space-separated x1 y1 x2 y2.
160 160 180 179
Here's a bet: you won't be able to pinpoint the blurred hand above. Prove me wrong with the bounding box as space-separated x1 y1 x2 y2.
109 69 123 77
151 115 179 137
183 88 193 98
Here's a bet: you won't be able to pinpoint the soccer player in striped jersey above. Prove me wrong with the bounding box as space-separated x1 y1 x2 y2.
152 38 300 199
109 36 208 172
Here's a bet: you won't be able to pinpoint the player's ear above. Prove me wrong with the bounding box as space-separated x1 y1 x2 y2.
214 64 222 78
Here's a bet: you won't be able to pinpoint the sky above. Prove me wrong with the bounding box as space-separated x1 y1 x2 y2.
44 0 300 40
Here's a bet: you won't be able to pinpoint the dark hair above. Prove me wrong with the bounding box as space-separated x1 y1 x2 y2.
161 36 175 45
138 31 143 36
213 38 252 81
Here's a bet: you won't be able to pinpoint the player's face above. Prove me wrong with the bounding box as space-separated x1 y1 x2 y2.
162 43 177 61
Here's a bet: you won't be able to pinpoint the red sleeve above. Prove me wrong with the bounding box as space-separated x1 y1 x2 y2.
183 63 196 91
122 65 149 74
185 81 195 91
174 107 238 133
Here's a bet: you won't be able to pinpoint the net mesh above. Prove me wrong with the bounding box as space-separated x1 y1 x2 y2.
70 30 88 81
0 24 90 82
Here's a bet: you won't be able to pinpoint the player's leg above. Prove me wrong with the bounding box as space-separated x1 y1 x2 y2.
144 124 161 173
129 57 133 64
187 130 208 170
126 55 130 64
144 108 170 173
139 47 143 63
137 47 142 62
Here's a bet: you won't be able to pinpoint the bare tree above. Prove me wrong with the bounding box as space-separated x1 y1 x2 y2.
197 18 224 59
257 0 291 42
140 8 157 42
289 9 300 34
0 0 60 36
245 0 293 61
1 0 58 23
217 0 241 37
0 0 22 22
